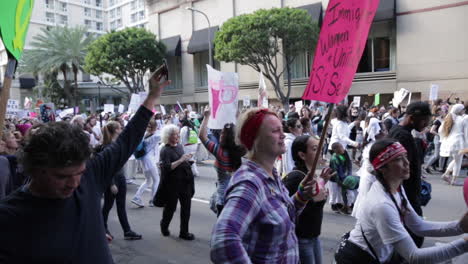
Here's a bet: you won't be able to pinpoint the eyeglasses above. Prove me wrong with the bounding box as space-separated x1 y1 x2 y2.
296 124 303 129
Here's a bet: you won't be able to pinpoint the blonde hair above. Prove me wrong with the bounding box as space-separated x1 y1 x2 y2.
161 124 179 145
102 121 121 145
235 107 278 159
441 104 464 137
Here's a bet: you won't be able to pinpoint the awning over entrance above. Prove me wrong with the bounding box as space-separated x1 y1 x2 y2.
298 2 322 22
19 74 36 89
374 0 395 21
187 26 219 54
161 35 181 56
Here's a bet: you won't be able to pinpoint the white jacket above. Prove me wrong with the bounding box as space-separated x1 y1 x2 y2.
282 133 297 175
329 120 358 150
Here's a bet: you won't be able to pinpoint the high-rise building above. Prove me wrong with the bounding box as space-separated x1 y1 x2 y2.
1 0 150 110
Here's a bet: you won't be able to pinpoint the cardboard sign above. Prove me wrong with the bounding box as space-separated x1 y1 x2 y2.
243 96 251 107
374 93 380 106
294 101 303 110
302 0 379 103
6 99 20 115
59 108 74 118
118 104 125 113
207 65 239 129
352 96 361 107
160 105 166 115
392 88 410 107
128 93 140 113
429 84 439 101
103 104 114 113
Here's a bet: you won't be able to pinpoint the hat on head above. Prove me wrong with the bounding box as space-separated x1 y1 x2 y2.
189 111 197 119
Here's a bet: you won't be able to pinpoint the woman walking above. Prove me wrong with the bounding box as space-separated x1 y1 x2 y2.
131 119 162 207
283 135 333 264
156 124 195 240
99 121 142 240
439 104 466 185
335 138 468 263
198 107 244 215
282 117 303 175
211 108 322 263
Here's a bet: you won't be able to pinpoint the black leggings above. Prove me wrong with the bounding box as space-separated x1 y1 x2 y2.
161 188 192 234
102 175 131 233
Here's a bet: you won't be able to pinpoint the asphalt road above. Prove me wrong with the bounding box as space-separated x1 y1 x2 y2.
107 162 468 264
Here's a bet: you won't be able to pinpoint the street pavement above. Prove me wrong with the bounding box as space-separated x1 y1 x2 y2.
107 162 467 264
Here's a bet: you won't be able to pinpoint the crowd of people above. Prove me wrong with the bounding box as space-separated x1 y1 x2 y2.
0 67 468 263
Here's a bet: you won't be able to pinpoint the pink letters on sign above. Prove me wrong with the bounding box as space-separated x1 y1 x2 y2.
302 0 379 103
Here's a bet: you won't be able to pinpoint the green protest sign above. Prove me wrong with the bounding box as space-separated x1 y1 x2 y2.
374 93 380 106
0 0 35 60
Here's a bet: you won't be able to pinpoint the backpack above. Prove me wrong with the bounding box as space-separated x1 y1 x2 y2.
134 140 147 159
188 129 198 144
420 180 432 206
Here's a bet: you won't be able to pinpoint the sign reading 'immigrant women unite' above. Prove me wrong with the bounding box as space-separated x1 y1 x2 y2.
303 0 380 103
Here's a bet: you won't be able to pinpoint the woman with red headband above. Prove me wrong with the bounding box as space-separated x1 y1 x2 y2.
335 138 468 263
210 108 321 263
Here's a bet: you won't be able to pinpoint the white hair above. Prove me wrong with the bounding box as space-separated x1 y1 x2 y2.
161 124 179 144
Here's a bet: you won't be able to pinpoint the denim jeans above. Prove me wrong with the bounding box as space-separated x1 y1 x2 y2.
298 237 322 264
216 171 232 206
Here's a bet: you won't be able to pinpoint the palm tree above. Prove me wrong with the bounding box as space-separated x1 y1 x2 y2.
20 26 94 106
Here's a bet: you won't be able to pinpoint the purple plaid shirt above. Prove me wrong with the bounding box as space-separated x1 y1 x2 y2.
210 160 305 264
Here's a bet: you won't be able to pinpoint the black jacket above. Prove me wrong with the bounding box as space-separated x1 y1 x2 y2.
283 169 326 238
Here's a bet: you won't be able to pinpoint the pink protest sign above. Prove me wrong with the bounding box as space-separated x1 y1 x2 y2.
303 0 379 103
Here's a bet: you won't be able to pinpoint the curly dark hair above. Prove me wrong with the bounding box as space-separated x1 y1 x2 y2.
220 123 245 171
20 122 92 174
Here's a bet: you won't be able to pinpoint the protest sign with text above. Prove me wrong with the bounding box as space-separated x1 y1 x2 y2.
302 0 379 103
207 65 239 129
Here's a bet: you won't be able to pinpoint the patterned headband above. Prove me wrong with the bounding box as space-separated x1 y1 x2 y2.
371 142 407 170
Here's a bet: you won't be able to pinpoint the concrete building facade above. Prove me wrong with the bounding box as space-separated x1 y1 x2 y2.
146 0 468 108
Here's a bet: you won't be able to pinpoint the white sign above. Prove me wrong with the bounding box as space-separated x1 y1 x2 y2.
118 104 125 113
104 104 115 113
160 105 166 115
429 84 439 101
6 99 19 115
243 96 251 107
59 108 74 118
207 65 239 129
258 71 268 108
294 100 303 110
187 104 193 112
128 93 140 113
392 88 410 107
352 96 361 107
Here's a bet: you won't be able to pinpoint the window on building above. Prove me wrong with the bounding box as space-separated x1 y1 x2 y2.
84 7 91 17
82 73 92 82
194 51 220 88
116 19 122 27
164 56 183 91
45 0 54 9
95 0 102 7
84 19 92 28
60 2 67 11
131 0 137 10
110 21 115 30
357 21 395 73
59 15 67 25
116 7 121 16
96 22 103 31
139 10 145 20
131 13 137 23
84 0 91 4
110 9 115 18
109 0 115 6
286 51 314 80
46 12 55 23
95 10 102 19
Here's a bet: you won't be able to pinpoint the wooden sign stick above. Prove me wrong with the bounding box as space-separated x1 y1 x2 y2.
0 58 17 138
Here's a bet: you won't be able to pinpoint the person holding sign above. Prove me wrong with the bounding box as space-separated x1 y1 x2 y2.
335 138 468 264
210 108 321 263
0 65 170 263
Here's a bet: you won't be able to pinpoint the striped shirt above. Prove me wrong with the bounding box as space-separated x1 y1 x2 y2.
210 160 304 264
202 137 235 173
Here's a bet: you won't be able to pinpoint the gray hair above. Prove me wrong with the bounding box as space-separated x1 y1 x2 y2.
161 124 179 145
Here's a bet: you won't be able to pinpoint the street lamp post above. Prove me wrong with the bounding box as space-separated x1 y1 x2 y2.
186 7 213 67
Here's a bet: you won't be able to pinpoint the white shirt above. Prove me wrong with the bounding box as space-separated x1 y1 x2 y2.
282 133 297 175
140 131 161 172
329 120 357 150
351 143 375 219
439 115 465 157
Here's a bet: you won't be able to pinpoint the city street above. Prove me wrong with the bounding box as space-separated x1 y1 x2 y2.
107 162 468 264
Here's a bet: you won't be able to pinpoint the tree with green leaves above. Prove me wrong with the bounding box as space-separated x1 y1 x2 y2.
214 7 319 108
84 28 166 96
20 26 94 106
